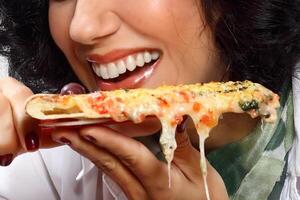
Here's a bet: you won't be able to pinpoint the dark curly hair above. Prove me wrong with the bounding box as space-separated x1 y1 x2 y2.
0 0 299 94
0 0 78 93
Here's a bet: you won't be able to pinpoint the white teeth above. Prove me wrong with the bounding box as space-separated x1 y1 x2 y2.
107 63 119 78
92 64 98 75
144 51 152 63
96 66 102 77
151 51 160 60
126 56 136 71
136 53 145 67
117 60 126 74
93 63 102 78
91 51 160 80
100 64 109 79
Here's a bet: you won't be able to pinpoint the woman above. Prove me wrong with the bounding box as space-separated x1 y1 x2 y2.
0 0 299 199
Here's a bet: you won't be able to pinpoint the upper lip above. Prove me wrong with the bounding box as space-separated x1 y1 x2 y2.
86 48 158 64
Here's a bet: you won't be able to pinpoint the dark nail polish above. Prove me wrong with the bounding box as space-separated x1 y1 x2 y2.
0 154 13 166
176 116 188 133
25 132 39 151
59 137 72 145
60 83 86 95
83 135 96 143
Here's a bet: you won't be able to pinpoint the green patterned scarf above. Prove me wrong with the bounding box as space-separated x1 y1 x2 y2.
207 82 294 200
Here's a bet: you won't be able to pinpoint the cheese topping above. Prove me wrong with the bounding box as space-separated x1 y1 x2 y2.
25 81 280 200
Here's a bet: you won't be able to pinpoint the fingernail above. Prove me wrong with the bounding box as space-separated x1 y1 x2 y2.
25 132 39 151
0 154 13 166
83 135 96 143
60 83 86 95
58 137 72 145
176 116 188 133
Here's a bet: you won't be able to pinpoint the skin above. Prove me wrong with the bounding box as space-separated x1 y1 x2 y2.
0 0 259 199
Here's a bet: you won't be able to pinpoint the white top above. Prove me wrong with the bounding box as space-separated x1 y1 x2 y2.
0 57 127 200
280 65 300 199
0 64 299 200
0 146 128 200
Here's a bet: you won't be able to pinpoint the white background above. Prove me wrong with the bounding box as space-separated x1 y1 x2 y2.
0 56 8 78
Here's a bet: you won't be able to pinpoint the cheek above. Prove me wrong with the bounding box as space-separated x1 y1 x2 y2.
48 2 74 56
120 0 219 82
120 0 203 44
48 2 98 90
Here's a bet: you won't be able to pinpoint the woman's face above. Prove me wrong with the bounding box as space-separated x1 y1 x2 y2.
48 0 224 136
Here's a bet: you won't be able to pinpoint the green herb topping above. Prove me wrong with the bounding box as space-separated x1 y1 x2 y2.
239 100 259 111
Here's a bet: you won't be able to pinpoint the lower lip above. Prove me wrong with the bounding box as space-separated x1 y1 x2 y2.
96 58 160 91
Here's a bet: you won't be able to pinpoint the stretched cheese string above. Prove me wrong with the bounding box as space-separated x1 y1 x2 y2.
159 114 212 200
159 119 177 188
190 110 215 200
198 131 210 200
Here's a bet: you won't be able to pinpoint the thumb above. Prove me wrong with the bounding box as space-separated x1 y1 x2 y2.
173 118 229 199
174 116 197 158
173 118 203 181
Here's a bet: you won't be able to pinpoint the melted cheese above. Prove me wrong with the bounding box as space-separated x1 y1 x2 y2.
159 119 177 188
25 81 280 200
199 133 210 200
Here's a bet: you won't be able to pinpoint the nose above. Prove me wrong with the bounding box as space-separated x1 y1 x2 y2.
69 2 121 45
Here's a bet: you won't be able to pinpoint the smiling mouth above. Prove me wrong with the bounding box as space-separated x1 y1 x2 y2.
88 50 161 90
97 60 157 83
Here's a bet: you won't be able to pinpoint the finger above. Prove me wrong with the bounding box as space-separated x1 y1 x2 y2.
37 126 61 149
0 77 38 151
78 126 169 189
174 130 229 199
51 129 148 200
0 93 20 155
173 129 203 183
206 161 229 200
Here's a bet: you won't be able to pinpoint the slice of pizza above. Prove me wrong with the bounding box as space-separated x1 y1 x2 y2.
25 80 280 199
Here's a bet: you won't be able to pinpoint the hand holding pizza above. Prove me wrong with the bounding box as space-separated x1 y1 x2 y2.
0 79 86 166
51 124 229 200
0 77 39 166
